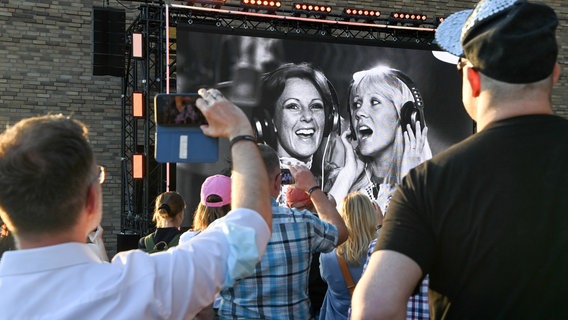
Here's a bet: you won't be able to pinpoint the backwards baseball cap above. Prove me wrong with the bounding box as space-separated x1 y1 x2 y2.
435 0 558 83
286 186 313 210
200 174 231 207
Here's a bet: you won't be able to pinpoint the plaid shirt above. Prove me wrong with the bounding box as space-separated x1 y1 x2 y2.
218 198 338 319
362 238 430 320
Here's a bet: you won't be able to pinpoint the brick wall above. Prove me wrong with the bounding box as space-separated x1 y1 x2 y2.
0 0 566 257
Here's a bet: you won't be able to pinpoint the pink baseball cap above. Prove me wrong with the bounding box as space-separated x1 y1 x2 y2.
200 174 231 207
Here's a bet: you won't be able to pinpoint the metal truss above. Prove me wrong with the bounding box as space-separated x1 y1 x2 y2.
120 2 437 236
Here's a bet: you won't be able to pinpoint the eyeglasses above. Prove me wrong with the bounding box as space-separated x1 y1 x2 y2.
95 165 106 185
457 58 475 76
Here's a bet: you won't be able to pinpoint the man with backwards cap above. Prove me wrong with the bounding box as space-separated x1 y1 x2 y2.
351 0 568 319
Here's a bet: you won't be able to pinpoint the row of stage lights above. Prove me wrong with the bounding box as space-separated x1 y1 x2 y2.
187 0 445 27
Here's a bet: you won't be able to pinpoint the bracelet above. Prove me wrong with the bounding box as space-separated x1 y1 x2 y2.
307 185 321 196
230 135 256 148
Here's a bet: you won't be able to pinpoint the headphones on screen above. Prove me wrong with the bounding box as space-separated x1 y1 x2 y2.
395 70 425 135
253 79 340 147
348 69 425 139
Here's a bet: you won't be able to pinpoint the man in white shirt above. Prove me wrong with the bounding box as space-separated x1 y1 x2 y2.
0 88 271 319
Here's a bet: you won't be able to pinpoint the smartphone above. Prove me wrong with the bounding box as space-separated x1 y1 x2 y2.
154 93 207 127
281 168 295 185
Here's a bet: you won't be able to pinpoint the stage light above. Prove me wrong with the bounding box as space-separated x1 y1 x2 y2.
132 91 144 118
241 0 281 13
342 7 381 22
132 33 143 58
292 2 332 19
132 154 144 179
389 11 428 27
434 16 445 27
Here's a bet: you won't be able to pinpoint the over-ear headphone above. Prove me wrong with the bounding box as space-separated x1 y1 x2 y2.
253 79 340 147
347 68 425 139
394 70 425 135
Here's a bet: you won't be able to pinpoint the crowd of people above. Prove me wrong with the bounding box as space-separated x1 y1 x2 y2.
1 0 567 319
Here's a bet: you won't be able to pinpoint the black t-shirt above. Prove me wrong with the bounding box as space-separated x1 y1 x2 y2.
138 227 183 251
377 115 568 319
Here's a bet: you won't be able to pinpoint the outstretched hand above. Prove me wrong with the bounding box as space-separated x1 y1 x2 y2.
196 88 254 139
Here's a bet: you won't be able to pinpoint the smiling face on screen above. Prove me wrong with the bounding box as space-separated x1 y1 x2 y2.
273 77 326 161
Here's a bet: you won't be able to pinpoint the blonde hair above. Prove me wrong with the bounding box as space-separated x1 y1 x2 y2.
336 192 378 265
350 66 432 185
153 191 185 228
192 202 230 231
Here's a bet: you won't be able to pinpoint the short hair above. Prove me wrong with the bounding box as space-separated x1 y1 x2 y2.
0 114 94 237
153 191 186 227
258 143 280 177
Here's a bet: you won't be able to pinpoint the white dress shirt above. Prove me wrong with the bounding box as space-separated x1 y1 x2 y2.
0 208 269 319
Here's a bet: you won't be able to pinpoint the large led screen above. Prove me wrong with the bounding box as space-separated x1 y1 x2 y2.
174 25 473 222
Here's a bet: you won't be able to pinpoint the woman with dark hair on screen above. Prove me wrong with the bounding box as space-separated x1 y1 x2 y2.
327 66 432 213
254 62 338 204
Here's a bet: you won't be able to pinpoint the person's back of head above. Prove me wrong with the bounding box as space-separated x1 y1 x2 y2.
436 0 558 94
193 174 232 230
153 191 186 228
258 143 280 178
0 114 94 241
337 192 377 265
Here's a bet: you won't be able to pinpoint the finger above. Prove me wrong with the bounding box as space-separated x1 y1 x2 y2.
403 130 410 146
415 120 421 135
198 88 223 105
406 124 416 140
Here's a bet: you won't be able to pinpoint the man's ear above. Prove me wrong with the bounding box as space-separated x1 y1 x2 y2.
85 183 101 219
272 173 282 197
552 63 561 85
466 67 481 97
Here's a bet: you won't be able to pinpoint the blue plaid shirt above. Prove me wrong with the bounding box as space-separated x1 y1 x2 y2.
218 198 339 319
362 238 430 320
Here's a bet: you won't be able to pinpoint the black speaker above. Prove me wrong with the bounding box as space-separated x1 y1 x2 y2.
117 232 140 252
92 7 125 77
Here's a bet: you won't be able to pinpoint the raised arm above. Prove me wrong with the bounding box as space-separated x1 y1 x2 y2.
351 250 422 319
289 164 348 244
196 88 271 230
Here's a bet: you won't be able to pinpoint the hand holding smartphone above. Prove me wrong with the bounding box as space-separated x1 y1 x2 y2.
281 168 295 185
155 93 207 127
154 93 219 163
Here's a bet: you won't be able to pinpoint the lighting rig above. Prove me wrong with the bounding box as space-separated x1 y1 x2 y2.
120 0 440 239
342 7 383 23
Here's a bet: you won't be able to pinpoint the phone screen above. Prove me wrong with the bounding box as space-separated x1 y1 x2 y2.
281 168 295 185
154 93 207 127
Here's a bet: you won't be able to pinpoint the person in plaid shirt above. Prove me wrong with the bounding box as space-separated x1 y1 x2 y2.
218 144 348 319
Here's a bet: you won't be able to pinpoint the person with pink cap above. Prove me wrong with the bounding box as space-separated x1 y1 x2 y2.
181 174 232 241
181 174 232 319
